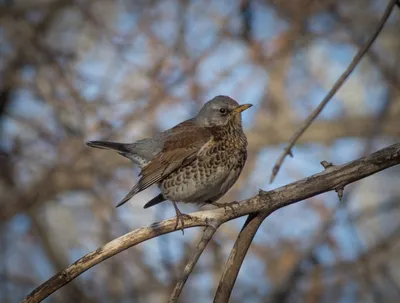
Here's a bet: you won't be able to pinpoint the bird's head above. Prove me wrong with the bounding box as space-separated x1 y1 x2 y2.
194 95 252 127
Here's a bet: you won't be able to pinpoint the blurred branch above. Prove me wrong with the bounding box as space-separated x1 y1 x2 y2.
380 264 400 297
311 225 400 277
248 113 400 151
0 86 182 221
240 0 253 42
330 5 400 93
269 0 399 184
22 143 400 303
0 70 14 120
350 198 400 223
28 210 96 303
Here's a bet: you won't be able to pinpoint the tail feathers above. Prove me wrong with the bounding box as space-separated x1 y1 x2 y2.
86 140 149 167
117 190 166 209
143 194 166 208
116 184 141 208
86 141 131 153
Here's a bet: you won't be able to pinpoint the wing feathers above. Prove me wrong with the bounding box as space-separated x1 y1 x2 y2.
117 122 212 206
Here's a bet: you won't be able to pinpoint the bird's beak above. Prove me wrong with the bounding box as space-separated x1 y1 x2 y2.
232 104 253 115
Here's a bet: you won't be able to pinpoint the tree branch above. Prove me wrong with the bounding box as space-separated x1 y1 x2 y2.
22 143 400 303
213 141 400 303
214 212 268 302
248 114 400 151
168 225 219 302
269 0 398 184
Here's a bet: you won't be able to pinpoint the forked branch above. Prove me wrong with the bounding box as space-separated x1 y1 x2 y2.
23 143 400 303
269 0 398 184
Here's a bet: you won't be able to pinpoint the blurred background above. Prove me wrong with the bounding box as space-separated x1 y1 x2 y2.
1 0 400 302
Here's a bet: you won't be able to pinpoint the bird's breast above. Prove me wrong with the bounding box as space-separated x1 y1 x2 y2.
160 123 248 203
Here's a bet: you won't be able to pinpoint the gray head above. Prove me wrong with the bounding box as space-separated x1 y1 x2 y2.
194 95 252 127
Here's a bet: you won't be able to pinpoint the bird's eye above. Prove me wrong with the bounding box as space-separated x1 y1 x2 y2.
219 108 228 115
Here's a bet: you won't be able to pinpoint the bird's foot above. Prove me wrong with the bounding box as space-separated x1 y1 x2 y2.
211 201 240 214
171 201 191 235
174 210 192 235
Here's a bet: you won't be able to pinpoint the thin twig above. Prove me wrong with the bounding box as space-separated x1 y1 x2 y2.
216 3 398 301
168 226 219 303
269 0 398 184
268 106 397 303
21 143 400 303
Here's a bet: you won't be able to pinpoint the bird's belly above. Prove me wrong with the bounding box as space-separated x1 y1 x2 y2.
160 151 245 203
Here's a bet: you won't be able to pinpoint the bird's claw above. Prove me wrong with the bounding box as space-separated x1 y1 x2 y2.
171 201 191 235
174 211 192 235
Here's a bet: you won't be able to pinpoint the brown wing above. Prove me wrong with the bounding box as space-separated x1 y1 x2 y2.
116 122 212 207
139 124 212 188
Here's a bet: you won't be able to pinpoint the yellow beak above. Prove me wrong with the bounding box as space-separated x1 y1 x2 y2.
231 104 253 115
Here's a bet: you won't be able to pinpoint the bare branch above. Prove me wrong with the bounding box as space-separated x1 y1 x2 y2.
269 0 399 184
214 212 268 302
22 143 400 303
214 134 400 303
168 226 218 303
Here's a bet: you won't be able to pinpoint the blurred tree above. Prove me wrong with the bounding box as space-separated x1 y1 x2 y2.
1 0 399 302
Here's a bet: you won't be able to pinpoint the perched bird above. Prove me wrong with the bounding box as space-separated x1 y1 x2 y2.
86 95 252 232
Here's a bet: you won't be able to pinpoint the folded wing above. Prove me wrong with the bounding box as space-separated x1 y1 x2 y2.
116 121 212 207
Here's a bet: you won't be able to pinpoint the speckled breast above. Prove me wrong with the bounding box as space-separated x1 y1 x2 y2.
161 121 248 203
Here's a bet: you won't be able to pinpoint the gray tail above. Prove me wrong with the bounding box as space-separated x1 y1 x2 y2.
86 140 145 165
143 194 166 208
86 141 131 153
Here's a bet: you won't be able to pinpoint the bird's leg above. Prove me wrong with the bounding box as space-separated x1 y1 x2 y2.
171 201 192 235
211 201 240 214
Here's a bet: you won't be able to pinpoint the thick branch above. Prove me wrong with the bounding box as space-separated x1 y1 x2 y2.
215 141 400 302
23 143 400 303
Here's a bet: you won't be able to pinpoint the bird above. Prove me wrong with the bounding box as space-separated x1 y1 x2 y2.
86 95 252 233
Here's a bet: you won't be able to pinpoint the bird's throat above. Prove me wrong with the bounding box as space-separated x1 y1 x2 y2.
233 113 242 125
